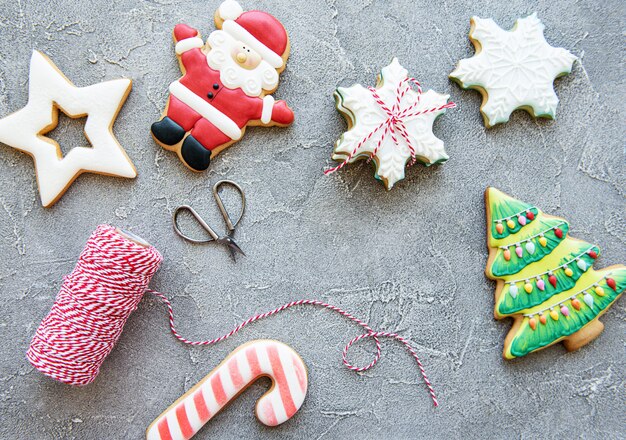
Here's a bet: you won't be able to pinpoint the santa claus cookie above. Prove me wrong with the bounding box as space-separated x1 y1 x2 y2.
151 0 294 171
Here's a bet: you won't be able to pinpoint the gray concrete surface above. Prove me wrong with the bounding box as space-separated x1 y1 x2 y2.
0 0 624 439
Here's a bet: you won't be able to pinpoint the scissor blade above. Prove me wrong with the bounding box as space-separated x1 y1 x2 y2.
221 237 245 261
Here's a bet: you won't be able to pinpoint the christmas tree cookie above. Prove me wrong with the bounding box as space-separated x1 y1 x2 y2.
485 188 624 359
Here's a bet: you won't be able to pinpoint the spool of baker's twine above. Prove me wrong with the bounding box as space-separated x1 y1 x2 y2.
26 225 438 406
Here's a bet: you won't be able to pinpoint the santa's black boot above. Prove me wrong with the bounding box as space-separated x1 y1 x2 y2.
151 117 186 146
181 135 212 171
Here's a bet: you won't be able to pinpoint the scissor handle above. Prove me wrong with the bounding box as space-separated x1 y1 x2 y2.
212 180 246 235
173 205 220 243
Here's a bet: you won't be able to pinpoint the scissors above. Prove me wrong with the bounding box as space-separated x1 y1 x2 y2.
173 180 246 261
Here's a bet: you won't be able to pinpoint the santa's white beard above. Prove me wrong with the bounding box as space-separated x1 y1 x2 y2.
206 30 279 97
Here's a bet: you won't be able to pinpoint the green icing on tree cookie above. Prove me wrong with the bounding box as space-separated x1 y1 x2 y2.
497 244 601 316
508 269 626 358
485 187 625 359
489 218 569 277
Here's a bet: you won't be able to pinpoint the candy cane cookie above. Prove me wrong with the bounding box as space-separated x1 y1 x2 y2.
147 340 308 439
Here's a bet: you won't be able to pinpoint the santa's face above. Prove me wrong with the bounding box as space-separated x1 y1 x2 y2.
207 30 279 97
230 42 262 70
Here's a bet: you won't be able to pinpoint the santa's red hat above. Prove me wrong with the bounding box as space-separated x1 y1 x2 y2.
217 0 288 69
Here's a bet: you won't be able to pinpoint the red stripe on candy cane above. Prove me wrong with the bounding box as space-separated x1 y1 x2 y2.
228 356 244 389
193 390 211 423
293 355 307 394
267 344 298 418
157 417 173 440
175 403 194 439
246 346 262 377
210 373 228 406
262 398 279 427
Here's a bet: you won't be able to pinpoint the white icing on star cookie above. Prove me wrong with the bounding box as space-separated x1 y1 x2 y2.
330 58 454 190
0 51 136 207
450 13 576 127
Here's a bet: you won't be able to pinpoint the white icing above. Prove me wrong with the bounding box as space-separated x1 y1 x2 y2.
175 37 204 54
221 20 284 69
450 13 576 127
169 80 242 140
184 398 203 433
219 364 236 399
146 426 160 440
261 95 275 124
237 349 252 382
0 51 136 207
332 58 452 189
256 341 273 374
165 410 185 440
207 29 279 97
218 0 243 21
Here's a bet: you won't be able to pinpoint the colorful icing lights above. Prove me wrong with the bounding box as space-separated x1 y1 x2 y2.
548 274 557 288
503 249 511 261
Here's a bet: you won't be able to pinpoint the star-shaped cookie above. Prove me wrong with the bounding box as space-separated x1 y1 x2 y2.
450 13 576 127
0 51 136 207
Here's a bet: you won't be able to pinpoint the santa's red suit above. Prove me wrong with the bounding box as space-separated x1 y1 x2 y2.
165 9 294 153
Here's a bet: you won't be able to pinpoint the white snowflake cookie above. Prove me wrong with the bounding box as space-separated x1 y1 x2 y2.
450 13 576 128
327 58 455 190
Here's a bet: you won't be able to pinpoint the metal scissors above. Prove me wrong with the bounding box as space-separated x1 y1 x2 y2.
173 180 246 261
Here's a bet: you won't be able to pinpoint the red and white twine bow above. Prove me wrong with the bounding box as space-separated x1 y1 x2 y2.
325 77 456 175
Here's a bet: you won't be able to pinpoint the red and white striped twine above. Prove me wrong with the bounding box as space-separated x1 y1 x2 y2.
325 77 456 175
27 225 438 407
26 225 163 386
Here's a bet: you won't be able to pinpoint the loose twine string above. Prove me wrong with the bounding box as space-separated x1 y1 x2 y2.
325 77 456 175
27 225 438 407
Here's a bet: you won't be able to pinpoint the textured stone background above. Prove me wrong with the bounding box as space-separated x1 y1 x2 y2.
0 0 624 439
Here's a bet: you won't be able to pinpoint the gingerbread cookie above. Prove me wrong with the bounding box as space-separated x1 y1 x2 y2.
326 58 455 190
151 0 294 171
0 51 136 207
450 13 576 127
147 340 307 439
485 188 625 359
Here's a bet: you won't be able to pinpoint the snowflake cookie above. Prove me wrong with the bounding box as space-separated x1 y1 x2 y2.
327 58 455 190
450 13 576 128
